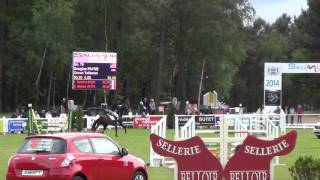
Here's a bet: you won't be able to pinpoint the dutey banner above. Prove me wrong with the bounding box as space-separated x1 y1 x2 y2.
150 130 297 180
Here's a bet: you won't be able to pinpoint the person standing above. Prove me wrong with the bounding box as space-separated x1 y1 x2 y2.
285 106 288 124
296 104 303 124
138 99 148 116
60 98 68 113
289 106 295 124
149 99 156 115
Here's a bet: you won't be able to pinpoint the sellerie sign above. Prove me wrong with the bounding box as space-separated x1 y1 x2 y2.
150 130 297 180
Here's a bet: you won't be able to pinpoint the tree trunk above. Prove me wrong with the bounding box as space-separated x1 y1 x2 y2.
0 0 9 112
52 76 56 110
197 58 206 107
172 15 186 111
36 47 47 87
0 58 2 112
47 72 53 110
14 76 19 109
66 62 72 99
155 18 166 107
104 0 108 52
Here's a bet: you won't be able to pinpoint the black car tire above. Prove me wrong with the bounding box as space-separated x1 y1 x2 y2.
132 171 146 180
73 176 85 180
317 135 320 139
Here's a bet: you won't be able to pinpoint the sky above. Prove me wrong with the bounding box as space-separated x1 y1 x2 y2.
249 0 308 23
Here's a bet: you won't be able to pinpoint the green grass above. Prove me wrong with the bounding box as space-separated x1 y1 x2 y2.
274 129 320 179
0 129 319 180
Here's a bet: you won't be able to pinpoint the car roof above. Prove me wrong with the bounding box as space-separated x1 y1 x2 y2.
27 133 107 140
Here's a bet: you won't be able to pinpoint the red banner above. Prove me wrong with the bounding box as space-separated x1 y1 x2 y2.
133 116 162 128
150 130 297 180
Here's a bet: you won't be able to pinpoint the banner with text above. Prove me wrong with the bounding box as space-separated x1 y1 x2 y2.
133 116 162 128
72 52 117 90
150 130 297 180
264 63 320 110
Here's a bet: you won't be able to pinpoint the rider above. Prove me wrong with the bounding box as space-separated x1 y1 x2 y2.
102 101 119 121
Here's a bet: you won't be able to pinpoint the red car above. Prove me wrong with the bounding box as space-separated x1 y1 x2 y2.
7 133 148 180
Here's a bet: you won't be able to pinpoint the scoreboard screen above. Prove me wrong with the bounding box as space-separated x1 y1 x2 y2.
72 52 117 90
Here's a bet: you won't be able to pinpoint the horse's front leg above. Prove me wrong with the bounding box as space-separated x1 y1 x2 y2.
115 122 118 137
123 122 127 134
91 120 98 132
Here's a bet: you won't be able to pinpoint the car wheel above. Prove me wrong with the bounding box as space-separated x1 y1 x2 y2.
132 171 146 180
73 176 85 180
317 135 320 139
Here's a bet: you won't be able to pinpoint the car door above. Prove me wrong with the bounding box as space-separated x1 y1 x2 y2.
90 137 131 180
72 138 101 180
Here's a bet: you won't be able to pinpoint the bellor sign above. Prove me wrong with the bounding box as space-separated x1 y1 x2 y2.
150 130 297 180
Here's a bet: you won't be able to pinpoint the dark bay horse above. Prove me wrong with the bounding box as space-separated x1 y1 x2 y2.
91 103 128 137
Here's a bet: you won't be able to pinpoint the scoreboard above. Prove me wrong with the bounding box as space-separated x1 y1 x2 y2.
72 52 117 90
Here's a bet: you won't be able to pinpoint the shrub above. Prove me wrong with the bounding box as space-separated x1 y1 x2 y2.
75 106 84 131
289 156 320 180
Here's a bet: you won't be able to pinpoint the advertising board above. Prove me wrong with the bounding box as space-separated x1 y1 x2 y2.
150 130 297 180
264 63 320 111
72 52 117 90
8 120 27 133
133 116 162 128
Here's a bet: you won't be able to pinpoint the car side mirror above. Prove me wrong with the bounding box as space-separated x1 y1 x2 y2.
121 148 128 157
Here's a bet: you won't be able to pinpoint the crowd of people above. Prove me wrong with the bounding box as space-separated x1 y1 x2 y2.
9 96 307 126
138 97 156 116
11 98 69 119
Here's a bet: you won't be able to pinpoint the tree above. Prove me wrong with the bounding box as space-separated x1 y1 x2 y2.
30 0 75 106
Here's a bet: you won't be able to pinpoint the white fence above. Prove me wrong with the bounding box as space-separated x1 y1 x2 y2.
174 114 280 165
150 115 167 167
0 116 68 134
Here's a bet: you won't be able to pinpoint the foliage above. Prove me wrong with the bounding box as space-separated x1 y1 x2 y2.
75 106 84 131
1 0 320 113
289 156 320 180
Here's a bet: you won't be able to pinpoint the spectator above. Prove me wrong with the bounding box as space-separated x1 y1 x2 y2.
289 106 295 124
11 108 20 118
296 104 303 124
34 111 40 118
39 109 46 118
185 101 190 115
60 98 68 113
45 110 52 118
149 99 156 114
143 97 150 113
20 109 27 118
138 100 148 116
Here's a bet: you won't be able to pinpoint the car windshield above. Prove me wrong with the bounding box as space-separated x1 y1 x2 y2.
18 137 66 154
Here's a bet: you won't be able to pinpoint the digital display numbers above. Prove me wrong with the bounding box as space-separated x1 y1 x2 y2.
72 52 117 90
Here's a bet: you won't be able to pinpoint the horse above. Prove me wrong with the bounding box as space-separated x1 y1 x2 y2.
91 103 128 137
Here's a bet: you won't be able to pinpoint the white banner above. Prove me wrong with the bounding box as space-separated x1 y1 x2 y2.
264 62 320 110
